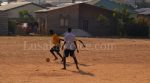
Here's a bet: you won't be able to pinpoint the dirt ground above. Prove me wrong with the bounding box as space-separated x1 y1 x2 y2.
0 36 150 83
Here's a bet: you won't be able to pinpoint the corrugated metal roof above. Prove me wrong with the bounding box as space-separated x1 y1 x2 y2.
0 2 31 11
135 8 150 15
87 0 134 12
35 2 82 12
135 8 150 12
86 0 99 5
139 11 150 15
35 0 98 13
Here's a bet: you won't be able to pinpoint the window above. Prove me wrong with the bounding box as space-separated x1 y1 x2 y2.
65 18 69 27
60 18 65 26
60 15 69 27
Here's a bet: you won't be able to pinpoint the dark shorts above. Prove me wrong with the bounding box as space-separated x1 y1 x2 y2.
64 49 75 57
50 46 60 52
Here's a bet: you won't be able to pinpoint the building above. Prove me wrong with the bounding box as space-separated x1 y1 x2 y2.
0 2 44 19
0 2 44 35
35 3 117 36
0 11 8 35
135 8 150 37
87 0 134 11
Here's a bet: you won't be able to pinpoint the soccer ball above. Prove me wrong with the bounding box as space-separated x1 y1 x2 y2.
46 58 50 62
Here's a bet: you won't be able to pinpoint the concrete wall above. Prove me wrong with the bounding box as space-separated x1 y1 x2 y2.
0 11 8 35
7 3 44 19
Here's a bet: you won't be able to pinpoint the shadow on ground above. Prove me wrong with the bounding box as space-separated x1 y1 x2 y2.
68 70 95 77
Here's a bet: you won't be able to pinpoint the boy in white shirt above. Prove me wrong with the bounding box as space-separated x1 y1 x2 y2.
62 28 79 70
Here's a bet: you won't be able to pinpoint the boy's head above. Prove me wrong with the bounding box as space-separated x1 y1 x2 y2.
67 28 72 33
49 30 55 36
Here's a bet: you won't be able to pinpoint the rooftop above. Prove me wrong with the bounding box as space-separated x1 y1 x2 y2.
35 0 108 13
35 2 83 12
0 2 33 11
135 8 150 15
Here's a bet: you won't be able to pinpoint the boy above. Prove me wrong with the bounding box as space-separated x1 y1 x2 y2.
62 28 82 70
49 30 63 61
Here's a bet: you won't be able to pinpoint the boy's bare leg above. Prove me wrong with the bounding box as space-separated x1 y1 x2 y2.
72 56 79 70
56 52 63 61
50 50 58 60
62 56 66 70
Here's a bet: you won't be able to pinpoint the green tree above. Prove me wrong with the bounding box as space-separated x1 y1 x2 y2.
112 7 134 37
113 7 149 37
19 10 35 22
98 14 109 27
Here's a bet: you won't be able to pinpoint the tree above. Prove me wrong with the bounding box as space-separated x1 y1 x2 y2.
112 7 134 36
113 7 149 37
19 10 35 23
98 14 109 26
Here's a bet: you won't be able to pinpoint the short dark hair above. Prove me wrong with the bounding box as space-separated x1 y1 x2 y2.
68 28 72 33
49 30 54 35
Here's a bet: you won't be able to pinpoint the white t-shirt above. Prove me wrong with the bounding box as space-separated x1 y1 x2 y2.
22 23 28 28
64 32 76 50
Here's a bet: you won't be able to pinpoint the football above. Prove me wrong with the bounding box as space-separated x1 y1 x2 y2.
46 58 50 62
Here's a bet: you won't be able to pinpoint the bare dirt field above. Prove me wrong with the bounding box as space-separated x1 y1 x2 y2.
0 36 150 83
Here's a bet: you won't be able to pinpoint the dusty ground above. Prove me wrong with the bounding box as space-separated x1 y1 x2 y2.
0 36 150 83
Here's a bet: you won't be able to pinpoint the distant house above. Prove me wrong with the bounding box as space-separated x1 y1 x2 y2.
87 0 134 11
35 3 117 36
0 2 44 35
135 8 150 37
135 8 150 15
88 0 121 10
0 2 44 19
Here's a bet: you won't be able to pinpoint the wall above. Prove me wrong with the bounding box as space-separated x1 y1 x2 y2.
0 11 8 35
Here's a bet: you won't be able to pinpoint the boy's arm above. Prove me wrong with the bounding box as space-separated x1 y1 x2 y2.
59 38 64 43
77 40 86 48
60 38 64 41
62 41 66 50
74 41 79 53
